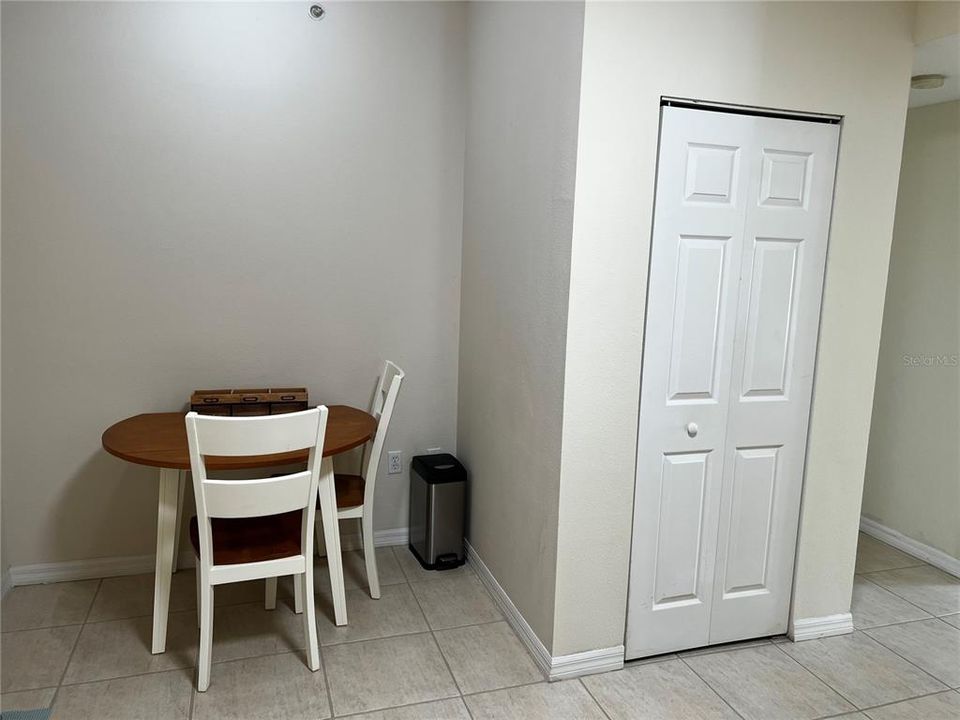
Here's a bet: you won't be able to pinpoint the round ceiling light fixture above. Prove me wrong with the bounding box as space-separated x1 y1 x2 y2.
911 74 946 90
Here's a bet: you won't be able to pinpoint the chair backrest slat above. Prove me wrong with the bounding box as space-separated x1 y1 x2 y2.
371 361 404 420
191 410 322 457
202 471 313 519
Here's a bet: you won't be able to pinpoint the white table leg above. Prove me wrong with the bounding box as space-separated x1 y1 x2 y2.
152 468 180 654
171 470 186 573
318 456 347 625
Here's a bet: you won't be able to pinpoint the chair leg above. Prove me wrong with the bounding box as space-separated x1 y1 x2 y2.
264 577 277 611
197 577 214 692
293 575 304 614
195 572 202 629
361 507 380 599
302 569 320 671
314 513 325 558
172 471 186 573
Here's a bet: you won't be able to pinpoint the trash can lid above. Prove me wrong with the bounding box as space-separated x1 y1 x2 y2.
411 453 467 484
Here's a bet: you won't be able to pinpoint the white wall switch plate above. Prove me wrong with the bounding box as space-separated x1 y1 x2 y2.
387 451 402 474
426 447 442 454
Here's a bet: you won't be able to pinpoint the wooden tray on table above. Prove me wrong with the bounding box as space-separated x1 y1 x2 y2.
190 387 309 416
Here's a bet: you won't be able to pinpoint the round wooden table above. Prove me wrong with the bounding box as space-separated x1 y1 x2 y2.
102 405 377 653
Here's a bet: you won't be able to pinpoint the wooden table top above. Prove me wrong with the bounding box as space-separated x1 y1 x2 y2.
102 405 377 470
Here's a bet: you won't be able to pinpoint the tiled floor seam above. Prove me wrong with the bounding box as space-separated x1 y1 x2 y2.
400 549 556 703
78 593 274 627
2 622 88 634
316 624 337 720
331 694 467 719
458 677 548 699
860 622 958 690
856 571 952 618
675 653 748 720
320 616 509 650
768 634 864 711
847 688 960 719
402 564 468 699
48 577 102 713
771 632 957 714
187 671 197 720
575 676 614 720
855 617 935 631
55 645 316 691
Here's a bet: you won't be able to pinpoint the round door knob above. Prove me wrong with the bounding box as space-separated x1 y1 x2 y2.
686 422 699 438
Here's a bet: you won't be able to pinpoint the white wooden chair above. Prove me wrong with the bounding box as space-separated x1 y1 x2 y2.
186 407 328 692
334 360 404 598
265 361 403 607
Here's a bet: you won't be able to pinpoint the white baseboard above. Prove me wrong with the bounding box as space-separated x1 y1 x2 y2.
550 645 626 681
8 527 409 588
860 516 960 579
790 612 853 641
10 553 160 586
465 540 624 681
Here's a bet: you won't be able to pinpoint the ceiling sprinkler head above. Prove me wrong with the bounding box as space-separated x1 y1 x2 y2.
911 74 946 90
309 4 325 21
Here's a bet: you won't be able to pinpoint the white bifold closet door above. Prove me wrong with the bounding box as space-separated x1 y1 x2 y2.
626 105 839 659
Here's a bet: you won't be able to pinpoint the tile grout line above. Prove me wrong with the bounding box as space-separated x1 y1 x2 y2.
770 632 960 715
575 677 614 720
52 648 305 693
854 617 936 632
856 570 952 619
316 622 337 720
397 547 558 717
854 688 960 719
403 551 467 700
329 547 457 719
676 654 748 720
459 678 551 700
333 678 553 720
320 615 508 650
769 634 864 712
0 589 331 635
858 623 956 690
48 578 103 713
187 669 196 720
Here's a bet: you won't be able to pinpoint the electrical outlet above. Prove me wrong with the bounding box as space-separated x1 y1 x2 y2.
387 451 402 474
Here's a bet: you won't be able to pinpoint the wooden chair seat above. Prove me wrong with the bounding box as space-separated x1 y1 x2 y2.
334 473 365 509
189 511 302 566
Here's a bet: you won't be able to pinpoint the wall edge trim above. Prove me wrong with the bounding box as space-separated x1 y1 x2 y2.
860 515 960 578
466 540 624 681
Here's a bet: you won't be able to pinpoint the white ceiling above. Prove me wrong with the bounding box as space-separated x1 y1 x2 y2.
910 33 960 107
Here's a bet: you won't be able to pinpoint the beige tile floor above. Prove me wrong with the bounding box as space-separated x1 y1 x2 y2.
2 536 958 719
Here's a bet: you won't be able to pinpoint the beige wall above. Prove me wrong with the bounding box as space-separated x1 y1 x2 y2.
863 101 960 559
555 1 915 655
914 1 960 43
1 1 466 567
457 1 584 649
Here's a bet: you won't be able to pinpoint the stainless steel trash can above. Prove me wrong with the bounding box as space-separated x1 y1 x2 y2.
408 453 467 570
